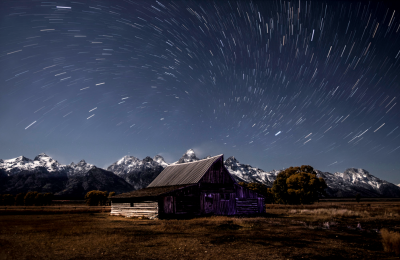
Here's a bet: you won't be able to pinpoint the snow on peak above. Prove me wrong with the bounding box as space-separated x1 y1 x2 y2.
224 156 277 185
34 153 50 160
67 159 95 176
106 154 168 178
225 156 239 165
153 155 168 167
0 154 62 174
178 149 199 163
116 155 140 165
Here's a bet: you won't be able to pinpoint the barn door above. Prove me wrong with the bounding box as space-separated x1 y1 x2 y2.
164 196 174 214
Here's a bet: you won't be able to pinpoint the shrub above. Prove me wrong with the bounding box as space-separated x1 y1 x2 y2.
85 190 108 206
381 229 400 255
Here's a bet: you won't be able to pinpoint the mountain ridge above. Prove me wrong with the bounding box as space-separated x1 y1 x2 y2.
1 150 400 198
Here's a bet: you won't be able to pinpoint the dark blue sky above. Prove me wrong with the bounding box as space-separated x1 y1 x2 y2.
1 0 400 184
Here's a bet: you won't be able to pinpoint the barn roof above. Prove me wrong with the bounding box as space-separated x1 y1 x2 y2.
112 184 193 199
147 154 223 187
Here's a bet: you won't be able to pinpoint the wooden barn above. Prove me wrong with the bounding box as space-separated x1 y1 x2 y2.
110 154 265 218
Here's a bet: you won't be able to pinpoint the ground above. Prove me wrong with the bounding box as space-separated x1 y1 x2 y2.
0 200 399 259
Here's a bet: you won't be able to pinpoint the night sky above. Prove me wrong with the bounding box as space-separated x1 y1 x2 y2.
1 0 399 183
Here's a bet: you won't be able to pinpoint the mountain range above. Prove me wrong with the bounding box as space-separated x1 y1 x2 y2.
1 149 400 198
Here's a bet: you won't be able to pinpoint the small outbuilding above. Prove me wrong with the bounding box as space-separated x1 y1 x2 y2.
110 154 265 218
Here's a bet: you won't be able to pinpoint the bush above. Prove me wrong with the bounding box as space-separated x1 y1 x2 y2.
381 228 400 255
272 165 327 204
85 191 108 206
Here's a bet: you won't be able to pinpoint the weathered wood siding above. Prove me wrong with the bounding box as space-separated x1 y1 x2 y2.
236 198 259 214
234 184 265 214
163 196 174 214
159 185 200 217
110 203 130 215
200 192 236 215
199 157 235 184
111 201 158 217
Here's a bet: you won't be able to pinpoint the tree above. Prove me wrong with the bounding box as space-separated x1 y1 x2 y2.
15 193 26 206
85 191 108 206
24 191 39 206
272 165 327 204
238 182 274 204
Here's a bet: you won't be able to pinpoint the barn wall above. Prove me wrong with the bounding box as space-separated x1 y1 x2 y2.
200 158 235 184
159 185 200 217
234 184 265 214
111 201 158 217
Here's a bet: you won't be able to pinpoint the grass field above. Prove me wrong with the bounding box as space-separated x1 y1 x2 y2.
1 200 400 259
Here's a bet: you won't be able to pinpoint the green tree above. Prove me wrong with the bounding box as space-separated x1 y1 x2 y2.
272 165 327 204
238 182 274 203
85 190 108 206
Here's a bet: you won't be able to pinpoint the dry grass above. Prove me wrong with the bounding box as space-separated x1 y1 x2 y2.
381 228 400 255
289 208 370 217
1 200 400 259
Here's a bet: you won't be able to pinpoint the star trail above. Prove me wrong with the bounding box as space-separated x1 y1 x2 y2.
0 0 399 183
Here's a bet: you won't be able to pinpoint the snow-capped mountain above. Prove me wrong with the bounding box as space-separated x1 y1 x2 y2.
316 168 400 197
0 153 65 175
2 150 400 198
177 149 200 163
106 155 167 190
0 153 96 177
224 156 279 186
67 160 95 177
0 154 132 197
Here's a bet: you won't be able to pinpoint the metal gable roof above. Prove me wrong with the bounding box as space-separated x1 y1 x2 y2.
147 154 223 187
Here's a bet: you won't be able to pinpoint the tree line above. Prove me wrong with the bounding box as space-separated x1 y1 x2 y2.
239 165 327 204
84 190 116 206
0 192 54 206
